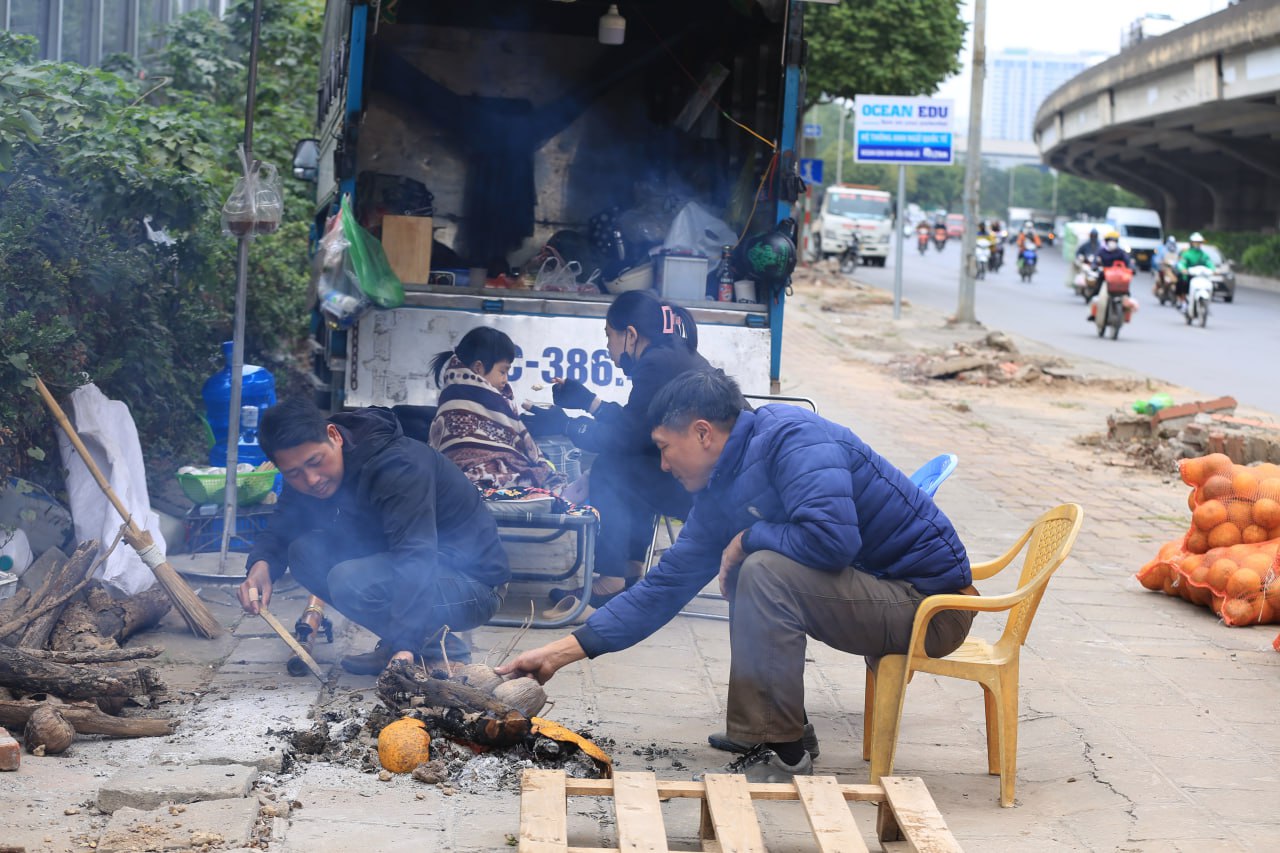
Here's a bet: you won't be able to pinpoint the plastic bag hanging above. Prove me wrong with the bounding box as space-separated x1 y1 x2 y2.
221 145 283 237
338 195 405 309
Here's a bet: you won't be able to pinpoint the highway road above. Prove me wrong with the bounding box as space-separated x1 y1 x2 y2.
852 237 1280 417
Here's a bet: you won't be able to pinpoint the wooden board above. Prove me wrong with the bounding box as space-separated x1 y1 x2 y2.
522 771 961 853
381 215 433 284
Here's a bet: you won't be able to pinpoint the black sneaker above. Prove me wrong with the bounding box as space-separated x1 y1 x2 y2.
707 722 820 759
696 744 814 783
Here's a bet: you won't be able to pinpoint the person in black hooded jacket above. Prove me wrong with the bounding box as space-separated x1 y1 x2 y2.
237 399 510 674
522 290 710 605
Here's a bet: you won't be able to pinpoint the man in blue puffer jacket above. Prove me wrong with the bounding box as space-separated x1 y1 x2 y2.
500 370 975 782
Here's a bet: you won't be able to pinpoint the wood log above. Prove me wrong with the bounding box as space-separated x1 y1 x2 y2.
0 698 173 737
15 542 99 648
49 583 170 652
0 644 163 700
377 663 530 747
20 646 161 664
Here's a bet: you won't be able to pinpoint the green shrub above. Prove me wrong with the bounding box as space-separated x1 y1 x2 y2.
1240 235 1280 278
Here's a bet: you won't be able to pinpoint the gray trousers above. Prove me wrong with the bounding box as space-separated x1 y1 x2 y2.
726 550 974 744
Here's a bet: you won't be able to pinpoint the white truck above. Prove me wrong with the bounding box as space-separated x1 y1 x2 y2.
1105 206 1164 271
813 185 894 266
294 0 807 408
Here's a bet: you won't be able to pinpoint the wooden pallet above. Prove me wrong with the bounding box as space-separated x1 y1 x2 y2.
518 769 962 852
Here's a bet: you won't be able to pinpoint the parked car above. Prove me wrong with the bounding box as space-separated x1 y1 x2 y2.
1178 242 1236 302
945 213 965 238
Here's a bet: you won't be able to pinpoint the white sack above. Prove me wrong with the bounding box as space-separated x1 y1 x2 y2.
56 384 162 595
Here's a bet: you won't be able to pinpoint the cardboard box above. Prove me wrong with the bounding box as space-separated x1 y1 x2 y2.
381 215 434 285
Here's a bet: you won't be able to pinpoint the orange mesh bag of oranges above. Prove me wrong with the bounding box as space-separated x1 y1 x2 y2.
1137 453 1280 627
1179 454 1280 552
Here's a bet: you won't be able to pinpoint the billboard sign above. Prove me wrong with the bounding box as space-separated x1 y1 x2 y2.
853 96 954 165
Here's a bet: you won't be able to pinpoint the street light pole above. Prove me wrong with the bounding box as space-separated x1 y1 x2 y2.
956 0 987 325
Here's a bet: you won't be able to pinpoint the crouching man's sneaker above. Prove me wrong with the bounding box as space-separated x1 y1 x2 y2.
340 641 392 675
707 722 820 759
696 744 813 784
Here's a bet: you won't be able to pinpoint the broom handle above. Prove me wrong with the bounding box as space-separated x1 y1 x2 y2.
34 377 141 535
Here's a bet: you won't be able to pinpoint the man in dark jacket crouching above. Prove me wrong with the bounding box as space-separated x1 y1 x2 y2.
237 399 510 674
499 370 974 782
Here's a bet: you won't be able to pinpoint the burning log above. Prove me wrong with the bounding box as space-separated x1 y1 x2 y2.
377 662 531 748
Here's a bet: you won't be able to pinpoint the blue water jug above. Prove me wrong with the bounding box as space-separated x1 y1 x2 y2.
202 341 277 467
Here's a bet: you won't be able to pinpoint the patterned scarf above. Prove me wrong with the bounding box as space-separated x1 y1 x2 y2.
427 356 565 491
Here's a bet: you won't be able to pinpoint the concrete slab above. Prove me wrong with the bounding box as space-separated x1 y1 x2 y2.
97 797 260 852
148 689 315 772
97 762 258 812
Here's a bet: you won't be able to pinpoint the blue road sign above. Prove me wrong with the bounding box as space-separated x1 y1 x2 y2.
799 158 823 184
803 123 823 138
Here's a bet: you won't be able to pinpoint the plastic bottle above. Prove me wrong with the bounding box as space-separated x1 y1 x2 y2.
0 528 33 576
202 341 277 467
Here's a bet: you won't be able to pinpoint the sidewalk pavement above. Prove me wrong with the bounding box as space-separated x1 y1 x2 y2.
4 277 1278 852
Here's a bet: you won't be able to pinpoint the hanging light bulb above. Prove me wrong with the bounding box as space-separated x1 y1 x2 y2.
598 4 626 45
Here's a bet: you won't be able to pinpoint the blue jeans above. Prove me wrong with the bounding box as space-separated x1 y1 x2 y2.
287 531 503 661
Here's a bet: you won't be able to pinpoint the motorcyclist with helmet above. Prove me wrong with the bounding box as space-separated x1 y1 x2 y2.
1075 228 1102 262
1015 220 1041 251
1087 230 1133 321
1174 232 1214 311
1153 235 1181 306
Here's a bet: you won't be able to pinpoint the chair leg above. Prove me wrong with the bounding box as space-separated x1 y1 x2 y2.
862 667 874 761
867 655 910 784
982 683 1000 775
995 663 1020 807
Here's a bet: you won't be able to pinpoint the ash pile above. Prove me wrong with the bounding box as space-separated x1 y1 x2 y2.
281 660 612 793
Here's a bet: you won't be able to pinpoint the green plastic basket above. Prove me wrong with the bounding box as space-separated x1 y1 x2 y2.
177 469 278 506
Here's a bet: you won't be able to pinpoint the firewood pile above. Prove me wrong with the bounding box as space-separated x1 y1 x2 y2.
0 538 176 762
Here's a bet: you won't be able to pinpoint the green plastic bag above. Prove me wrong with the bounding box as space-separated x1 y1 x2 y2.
339 196 404 309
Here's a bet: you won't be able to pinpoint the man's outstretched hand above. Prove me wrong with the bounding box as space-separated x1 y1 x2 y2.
496 635 587 685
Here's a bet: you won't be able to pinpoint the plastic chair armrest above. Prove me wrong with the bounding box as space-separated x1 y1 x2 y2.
906 587 1038 658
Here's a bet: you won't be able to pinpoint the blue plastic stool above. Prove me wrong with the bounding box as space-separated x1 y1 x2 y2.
909 453 958 497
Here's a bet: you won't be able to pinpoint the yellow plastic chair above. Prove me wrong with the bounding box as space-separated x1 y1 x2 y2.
863 503 1084 807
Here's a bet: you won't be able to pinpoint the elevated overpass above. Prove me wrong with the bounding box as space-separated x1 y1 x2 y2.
1034 1 1280 231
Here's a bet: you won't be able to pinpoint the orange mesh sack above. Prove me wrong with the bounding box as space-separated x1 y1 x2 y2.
1178 454 1280 553
1138 538 1280 626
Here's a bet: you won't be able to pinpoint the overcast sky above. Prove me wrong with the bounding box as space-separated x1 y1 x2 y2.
935 0 1234 120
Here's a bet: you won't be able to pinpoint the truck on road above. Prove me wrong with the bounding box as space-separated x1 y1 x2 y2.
813 185 894 267
295 0 806 409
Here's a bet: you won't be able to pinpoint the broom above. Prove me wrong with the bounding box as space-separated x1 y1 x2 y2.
33 376 225 639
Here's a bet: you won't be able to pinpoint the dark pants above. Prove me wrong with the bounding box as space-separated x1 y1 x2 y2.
288 531 503 661
588 452 692 578
725 550 974 744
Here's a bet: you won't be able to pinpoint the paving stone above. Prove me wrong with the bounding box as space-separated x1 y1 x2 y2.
98 797 260 852
97 762 258 812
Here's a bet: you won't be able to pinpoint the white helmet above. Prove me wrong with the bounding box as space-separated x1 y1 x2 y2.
1189 232 1204 243
1023 220 1034 230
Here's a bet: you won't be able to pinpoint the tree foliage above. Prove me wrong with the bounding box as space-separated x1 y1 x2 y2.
804 0 966 108
0 1 320 494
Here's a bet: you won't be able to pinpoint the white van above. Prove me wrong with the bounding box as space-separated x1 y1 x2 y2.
814 185 894 266
1105 206 1163 271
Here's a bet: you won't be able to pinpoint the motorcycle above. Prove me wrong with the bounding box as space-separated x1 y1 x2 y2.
1153 261 1179 306
1184 265 1212 327
1092 261 1135 340
1017 243 1038 282
1072 254 1101 303
916 231 930 255
933 227 947 252
838 234 861 275
974 240 992 280
989 240 1004 273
